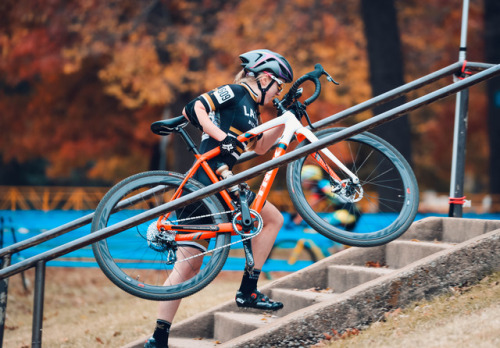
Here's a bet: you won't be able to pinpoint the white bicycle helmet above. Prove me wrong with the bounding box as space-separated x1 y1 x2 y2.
239 49 293 83
239 49 293 105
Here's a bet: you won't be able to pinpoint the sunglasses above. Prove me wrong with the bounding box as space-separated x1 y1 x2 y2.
264 72 284 92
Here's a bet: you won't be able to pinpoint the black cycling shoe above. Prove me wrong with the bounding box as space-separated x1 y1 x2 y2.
144 337 168 348
235 290 284 310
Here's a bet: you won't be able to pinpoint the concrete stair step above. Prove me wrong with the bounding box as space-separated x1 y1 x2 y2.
213 311 278 342
386 240 453 268
399 217 500 244
169 337 219 348
271 288 339 316
440 218 500 243
123 217 500 348
327 265 393 293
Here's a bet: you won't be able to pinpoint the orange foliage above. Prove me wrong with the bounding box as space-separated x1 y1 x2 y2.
397 0 487 191
0 0 491 189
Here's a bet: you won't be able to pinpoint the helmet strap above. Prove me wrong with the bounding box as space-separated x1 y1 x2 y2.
256 79 275 106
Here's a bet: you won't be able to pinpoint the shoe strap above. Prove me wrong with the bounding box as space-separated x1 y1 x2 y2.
252 290 271 302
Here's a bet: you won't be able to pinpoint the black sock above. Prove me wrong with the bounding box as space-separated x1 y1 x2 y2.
152 319 171 347
238 268 261 295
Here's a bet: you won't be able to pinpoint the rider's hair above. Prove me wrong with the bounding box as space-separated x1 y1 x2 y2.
233 69 266 84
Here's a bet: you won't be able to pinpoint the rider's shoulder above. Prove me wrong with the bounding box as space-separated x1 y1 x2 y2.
221 84 247 95
209 84 254 106
212 84 244 92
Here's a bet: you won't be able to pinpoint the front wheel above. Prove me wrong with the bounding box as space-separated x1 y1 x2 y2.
286 128 419 247
91 171 231 301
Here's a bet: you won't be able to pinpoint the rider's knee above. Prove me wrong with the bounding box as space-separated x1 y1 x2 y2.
270 211 284 229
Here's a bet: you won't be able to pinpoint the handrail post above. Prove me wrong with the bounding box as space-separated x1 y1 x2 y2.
0 255 11 346
32 260 46 348
449 0 470 217
449 88 469 217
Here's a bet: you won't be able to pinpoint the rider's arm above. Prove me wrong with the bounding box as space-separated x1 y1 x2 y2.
253 125 285 155
183 101 227 142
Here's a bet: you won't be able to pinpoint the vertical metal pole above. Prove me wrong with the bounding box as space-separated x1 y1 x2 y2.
32 261 46 348
0 255 11 346
449 0 470 217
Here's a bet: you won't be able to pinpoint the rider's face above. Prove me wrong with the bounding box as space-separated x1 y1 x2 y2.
262 75 283 104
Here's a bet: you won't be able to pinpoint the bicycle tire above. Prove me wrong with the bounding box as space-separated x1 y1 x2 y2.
286 128 419 247
91 171 231 301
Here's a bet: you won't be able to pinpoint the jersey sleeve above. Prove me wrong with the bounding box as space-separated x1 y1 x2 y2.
198 85 246 113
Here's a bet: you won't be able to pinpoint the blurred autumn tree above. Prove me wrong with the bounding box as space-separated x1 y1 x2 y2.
397 0 487 193
0 0 370 186
484 0 500 195
361 0 412 212
361 0 412 165
0 0 166 184
0 0 494 194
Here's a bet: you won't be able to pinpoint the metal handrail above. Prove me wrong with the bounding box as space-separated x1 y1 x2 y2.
0 61 499 280
0 60 498 348
0 61 474 260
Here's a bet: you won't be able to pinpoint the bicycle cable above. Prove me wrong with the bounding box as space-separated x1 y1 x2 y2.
152 209 263 264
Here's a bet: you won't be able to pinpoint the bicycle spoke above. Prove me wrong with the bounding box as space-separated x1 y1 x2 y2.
91 171 232 300
288 128 418 245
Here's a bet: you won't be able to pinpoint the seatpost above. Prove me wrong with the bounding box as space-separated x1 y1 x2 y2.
177 128 201 155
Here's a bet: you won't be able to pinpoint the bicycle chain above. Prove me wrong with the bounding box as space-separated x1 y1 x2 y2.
159 210 262 265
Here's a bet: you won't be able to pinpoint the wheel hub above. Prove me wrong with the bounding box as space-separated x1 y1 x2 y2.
146 222 178 264
333 179 364 203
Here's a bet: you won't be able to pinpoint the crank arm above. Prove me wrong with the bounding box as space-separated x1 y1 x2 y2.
238 187 253 232
242 238 255 270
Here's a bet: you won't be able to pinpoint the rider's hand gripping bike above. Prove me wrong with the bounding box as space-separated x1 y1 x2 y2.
91 64 419 301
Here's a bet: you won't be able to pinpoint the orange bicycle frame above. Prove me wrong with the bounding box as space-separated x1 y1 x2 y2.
156 111 357 243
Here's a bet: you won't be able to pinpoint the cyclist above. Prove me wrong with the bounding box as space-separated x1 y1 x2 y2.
294 165 361 230
145 49 294 348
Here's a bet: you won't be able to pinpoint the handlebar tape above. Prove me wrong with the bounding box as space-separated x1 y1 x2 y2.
282 63 326 108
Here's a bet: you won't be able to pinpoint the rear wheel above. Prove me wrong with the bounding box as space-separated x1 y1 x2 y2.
286 128 419 247
91 171 230 301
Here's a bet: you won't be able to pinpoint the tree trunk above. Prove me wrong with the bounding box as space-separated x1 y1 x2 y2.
484 0 500 194
360 0 412 165
360 0 413 212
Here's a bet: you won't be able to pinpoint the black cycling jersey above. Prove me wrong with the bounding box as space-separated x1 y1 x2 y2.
184 83 261 207
186 83 260 170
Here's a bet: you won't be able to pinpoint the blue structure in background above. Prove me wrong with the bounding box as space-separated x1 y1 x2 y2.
1 210 499 272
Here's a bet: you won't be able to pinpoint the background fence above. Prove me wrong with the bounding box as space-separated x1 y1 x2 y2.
2 186 500 213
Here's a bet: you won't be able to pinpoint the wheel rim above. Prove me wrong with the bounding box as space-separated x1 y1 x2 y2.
289 130 417 244
92 173 230 299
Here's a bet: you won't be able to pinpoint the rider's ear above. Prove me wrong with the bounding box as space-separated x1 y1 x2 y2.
259 73 270 83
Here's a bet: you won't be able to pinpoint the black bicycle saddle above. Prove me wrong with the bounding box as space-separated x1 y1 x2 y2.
151 116 189 135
